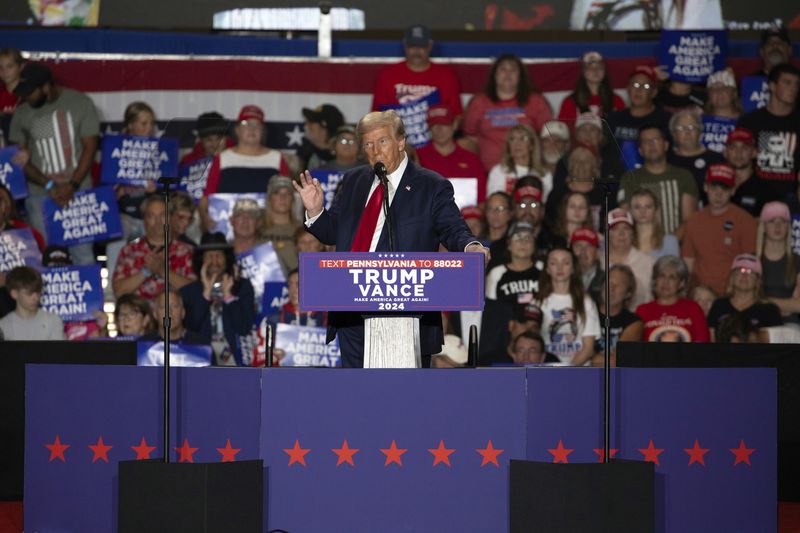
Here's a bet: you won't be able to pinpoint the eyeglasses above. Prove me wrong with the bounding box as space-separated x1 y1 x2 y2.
511 234 534 242
118 311 142 320
338 138 356 145
516 201 540 210
508 135 530 143
630 82 652 90
488 205 509 213
673 124 698 133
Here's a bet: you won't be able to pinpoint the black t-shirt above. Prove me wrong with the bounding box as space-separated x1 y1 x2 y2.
491 265 540 304
707 298 783 329
731 173 780 218
762 253 800 299
487 225 565 272
737 108 800 200
667 149 726 205
606 106 672 145
595 309 641 354
655 88 706 114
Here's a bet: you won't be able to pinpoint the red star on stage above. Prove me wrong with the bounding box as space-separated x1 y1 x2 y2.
547 440 573 463
284 439 310 467
684 439 710 466
380 440 408 467
131 437 156 460
88 436 113 463
428 440 455 467
730 440 756 467
332 440 359 467
175 438 198 463
476 440 504 467
45 435 70 462
216 439 240 463
638 439 664 466
592 448 619 462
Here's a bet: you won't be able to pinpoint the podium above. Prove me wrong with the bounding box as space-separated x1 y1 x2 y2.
299 252 485 367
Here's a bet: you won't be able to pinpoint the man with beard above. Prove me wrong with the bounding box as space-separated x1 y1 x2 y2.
8 62 99 264
750 26 793 78
726 127 778 218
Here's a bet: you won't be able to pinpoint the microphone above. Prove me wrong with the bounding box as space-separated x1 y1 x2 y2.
374 161 388 183
468 325 478 368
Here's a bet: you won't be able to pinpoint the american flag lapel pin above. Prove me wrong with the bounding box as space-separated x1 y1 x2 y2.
405 185 411 191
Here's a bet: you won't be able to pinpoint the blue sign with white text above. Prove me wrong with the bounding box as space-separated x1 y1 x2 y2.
659 30 727 84
237 242 285 303
275 323 341 367
136 341 212 367
42 186 123 246
379 91 440 148
0 146 28 199
741 76 769 113
0 227 42 272
100 134 179 187
309 169 345 210
701 115 737 154
262 280 289 317
40 265 103 321
178 156 213 202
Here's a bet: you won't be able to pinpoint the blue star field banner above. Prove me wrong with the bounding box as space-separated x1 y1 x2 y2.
741 76 769 113
99 134 180 187
237 241 285 302
206 192 266 240
136 341 212 367
274 323 341 367
309 168 345 210
701 114 737 154
0 227 42 272
177 155 214 202
379 91 441 148
0 146 28 199
658 30 727 84
42 186 123 246
40 265 103 322
24 366 776 532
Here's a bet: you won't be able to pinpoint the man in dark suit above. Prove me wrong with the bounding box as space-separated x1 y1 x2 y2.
293 110 489 367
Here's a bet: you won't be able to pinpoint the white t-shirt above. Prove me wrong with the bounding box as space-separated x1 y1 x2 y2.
0 309 65 341
486 164 553 202
538 293 600 365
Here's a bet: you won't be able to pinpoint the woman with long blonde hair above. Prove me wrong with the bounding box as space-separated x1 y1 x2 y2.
629 189 679 258
486 124 550 200
756 201 800 323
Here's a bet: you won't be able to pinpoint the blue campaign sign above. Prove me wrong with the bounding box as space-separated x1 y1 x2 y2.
262 280 289 316
309 169 345 210
620 140 643 170
100 134 179 187
379 91 440 148
237 242 285 302
299 252 485 312
792 215 800 255
136 341 212 367
275 323 341 367
207 192 266 240
40 265 103 321
42 186 123 246
0 227 42 272
701 115 737 154
741 76 769 113
659 30 727 84
0 146 29 199
178 156 214 202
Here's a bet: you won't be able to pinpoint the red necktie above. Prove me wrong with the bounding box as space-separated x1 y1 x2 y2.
350 183 385 252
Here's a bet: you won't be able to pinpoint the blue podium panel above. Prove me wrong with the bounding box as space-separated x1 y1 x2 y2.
526 368 777 533
261 368 528 533
24 365 263 533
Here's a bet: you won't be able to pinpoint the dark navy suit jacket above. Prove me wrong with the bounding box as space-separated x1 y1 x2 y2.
307 161 477 356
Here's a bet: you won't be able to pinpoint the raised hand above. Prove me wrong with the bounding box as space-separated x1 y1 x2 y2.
292 170 325 218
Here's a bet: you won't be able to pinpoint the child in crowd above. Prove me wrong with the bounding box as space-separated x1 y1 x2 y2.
0 266 64 340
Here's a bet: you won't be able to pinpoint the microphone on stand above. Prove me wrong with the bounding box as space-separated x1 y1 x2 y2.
374 161 394 251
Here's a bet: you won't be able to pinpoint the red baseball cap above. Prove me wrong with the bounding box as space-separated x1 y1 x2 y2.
513 185 543 203
570 228 599 248
427 105 454 126
460 205 483 220
726 127 754 147
705 163 735 188
629 65 657 83
608 208 634 228
238 105 265 124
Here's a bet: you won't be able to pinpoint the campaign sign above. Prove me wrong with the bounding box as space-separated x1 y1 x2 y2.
0 146 28 199
380 91 440 148
309 169 345 210
449 177 478 209
659 30 727 84
299 252 484 312
136 341 212 367
237 242 285 302
262 280 289 316
42 186 123 246
792 215 800 255
701 115 737 153
0 227 42 272
178 156 214 202
40 264 102 322
620 140 643 170
100 134 179 187
741 76 769 113
207 192 266 240
275 323 341 367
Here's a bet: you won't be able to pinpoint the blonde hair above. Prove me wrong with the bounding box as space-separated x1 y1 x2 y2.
756 217 795 287
631 189 665 251
356 110 406 142
501 124 546 177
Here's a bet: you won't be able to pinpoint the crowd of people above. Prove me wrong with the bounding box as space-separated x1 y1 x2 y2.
1 23 799 367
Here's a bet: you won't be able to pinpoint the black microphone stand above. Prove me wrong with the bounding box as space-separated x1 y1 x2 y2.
374 162 394 252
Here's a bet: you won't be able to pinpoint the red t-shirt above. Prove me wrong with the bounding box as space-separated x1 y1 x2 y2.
635 298 710 343
557 93 626 123
0 85 20 114
416 143 487 203
371 61 463 116
463 93 553 171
